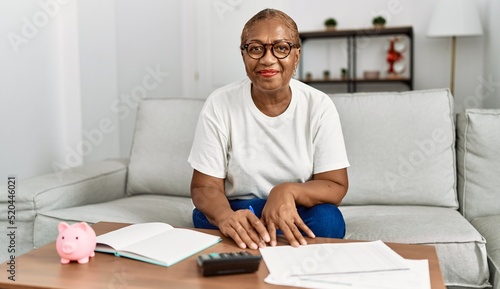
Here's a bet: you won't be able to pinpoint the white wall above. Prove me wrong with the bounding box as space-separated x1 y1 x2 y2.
0 0 67 180
115 0 183 157
76 0 120 164
482 0 500 108
58 0 83 171
0 0 497 180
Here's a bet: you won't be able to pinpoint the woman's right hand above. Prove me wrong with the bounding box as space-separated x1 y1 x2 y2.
191 170 270 250
217 209 270 250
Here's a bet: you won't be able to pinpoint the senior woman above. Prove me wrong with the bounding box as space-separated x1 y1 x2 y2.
188 8 349 250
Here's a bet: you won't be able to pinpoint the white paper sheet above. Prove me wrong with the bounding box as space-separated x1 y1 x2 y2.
259 240 409 278
264 259 431 289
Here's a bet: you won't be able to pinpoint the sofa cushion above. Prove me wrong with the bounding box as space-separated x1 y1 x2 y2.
471 215 500 289
456 109 500 219
331 89 457 207
126 98 205 197
34 195 195 248
340 205 489 288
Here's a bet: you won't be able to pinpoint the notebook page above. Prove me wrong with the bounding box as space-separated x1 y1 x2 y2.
96 222 173 251
118 228 221 266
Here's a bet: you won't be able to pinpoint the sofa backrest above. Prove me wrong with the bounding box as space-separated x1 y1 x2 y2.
126 98 205 197
330 89 458 208
456 109 500 219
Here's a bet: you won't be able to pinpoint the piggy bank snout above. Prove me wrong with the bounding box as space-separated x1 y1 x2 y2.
61 242 76 254
58 235 92 254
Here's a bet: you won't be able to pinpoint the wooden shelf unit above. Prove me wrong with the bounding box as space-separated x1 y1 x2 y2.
298 26 414 92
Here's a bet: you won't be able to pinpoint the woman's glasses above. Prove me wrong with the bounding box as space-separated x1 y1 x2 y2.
241 40 298 60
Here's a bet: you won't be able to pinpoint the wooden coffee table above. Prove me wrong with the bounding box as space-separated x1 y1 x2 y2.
0 222 446 289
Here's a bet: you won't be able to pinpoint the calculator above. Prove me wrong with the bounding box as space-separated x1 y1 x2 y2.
197 251 262 277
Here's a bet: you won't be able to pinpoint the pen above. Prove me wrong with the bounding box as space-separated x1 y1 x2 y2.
248 205 270 244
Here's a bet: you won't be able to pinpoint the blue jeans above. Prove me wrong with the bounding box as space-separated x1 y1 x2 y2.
192 198 346 238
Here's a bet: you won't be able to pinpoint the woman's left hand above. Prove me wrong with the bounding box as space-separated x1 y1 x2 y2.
261 183 315 247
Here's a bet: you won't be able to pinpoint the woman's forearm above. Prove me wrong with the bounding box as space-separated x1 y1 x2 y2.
191 186 234 226
190 169 233 227
292 180 346 207
289 168 348 207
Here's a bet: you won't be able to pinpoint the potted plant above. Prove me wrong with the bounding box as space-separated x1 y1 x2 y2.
305 72 313 82
372 16 386 29
323 70 331 80
324 18 337 30
341 68 347 80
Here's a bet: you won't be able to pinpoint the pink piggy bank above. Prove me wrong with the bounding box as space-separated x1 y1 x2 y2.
56 222 96 264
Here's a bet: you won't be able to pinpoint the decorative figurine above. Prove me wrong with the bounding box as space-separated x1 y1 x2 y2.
386 37 405 78
56 222 96 264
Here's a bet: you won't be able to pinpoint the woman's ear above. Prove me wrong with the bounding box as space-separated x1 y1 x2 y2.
294 48 301 67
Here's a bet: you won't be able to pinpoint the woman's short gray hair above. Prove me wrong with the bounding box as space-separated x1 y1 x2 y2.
240 8 301 48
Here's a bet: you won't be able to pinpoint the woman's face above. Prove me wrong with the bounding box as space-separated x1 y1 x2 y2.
241 19 300 96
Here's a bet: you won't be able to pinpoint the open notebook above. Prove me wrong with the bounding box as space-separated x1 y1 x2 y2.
95 222 221 267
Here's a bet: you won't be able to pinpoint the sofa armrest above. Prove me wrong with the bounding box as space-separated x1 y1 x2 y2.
7 159 129 215
0 159 128 262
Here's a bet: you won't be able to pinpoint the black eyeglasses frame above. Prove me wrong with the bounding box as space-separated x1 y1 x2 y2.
241 40 298 60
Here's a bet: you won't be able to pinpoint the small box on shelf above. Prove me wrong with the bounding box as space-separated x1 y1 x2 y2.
363 71 380 80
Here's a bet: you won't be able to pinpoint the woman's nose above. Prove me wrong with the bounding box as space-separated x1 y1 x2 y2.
260 46 278 64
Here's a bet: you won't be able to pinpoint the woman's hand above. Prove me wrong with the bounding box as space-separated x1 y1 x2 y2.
191 170 270 250
217 210 270 250
261 183 315 247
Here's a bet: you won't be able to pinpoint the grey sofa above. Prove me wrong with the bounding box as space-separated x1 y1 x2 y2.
1 89 498 289
456 109 500 289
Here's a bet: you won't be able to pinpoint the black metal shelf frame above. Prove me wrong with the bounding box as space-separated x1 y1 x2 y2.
298 26 414 92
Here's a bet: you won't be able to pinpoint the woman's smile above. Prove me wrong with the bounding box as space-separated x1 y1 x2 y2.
258 69 279 77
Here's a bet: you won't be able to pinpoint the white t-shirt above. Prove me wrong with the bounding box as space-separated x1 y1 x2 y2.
188 78 349 199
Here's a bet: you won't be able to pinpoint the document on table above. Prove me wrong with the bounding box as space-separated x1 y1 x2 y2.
259 240 408 277
264 259 430 289
259 240 430 289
